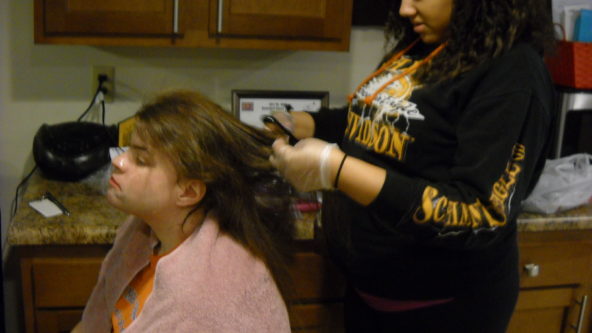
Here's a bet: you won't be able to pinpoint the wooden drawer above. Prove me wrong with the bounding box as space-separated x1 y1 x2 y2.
288 252 345 301
32 257 103 308
518 242 592 287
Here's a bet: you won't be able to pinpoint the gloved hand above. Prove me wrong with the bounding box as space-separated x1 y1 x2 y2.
270 137 344 192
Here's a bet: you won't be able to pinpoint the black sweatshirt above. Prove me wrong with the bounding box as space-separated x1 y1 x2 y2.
312 43 555 300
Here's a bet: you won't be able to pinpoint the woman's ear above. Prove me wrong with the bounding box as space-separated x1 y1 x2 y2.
176 179 206 207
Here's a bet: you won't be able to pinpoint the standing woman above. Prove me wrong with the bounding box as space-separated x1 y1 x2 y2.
270 0 556 332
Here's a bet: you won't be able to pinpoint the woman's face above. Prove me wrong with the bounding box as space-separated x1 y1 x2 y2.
107 131 180 219
399 0 453 44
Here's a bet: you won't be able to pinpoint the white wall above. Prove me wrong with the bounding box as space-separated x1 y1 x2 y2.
1 1 385 331
552 0 592 21
551 0 592 40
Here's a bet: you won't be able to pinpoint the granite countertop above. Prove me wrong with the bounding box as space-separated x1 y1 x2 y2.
8 171 126 245
517 203 592 232
7 172 592 246
7 171 316 246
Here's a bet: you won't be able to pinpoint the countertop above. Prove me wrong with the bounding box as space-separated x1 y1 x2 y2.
8 172 126 245
517 204 592 231
7 172 592 246
7 171 316 246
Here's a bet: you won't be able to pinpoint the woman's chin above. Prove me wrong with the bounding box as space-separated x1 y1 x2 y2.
105 191 124 210
420 34 445 44
420 36 436 44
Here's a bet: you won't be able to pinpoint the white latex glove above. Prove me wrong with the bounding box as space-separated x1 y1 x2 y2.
270 137 342 192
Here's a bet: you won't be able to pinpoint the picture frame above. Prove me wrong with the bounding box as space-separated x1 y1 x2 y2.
231 90 329 128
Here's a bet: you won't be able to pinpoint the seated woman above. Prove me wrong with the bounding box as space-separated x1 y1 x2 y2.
73 90 294 332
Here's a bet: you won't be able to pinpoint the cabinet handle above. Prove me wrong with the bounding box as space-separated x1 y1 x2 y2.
523 263 540 277
173 0 179 34
217 0 224 34
570 295 588 333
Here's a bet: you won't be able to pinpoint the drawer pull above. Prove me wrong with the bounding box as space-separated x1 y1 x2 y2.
524 263 540 277
217 0 224 34
570 295 588 333
173 0 179 34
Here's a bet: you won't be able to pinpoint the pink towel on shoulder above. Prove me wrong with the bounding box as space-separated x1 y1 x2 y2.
81 214 290 332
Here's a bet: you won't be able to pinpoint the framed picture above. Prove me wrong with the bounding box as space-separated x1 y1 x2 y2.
231 90 329 128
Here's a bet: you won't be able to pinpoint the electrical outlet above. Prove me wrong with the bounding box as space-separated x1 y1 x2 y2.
91 66 115 102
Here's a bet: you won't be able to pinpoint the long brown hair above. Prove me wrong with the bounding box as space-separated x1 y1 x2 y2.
384 0 555 84
133 90 295 301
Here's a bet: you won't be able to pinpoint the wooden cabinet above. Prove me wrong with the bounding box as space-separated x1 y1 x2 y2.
18 245 111 333
508 230 592 333
34 0 353 50
18 231 591 333
288 252 345 332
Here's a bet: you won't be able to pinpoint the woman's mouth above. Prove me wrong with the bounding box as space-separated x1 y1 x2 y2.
413 24 426 34
109 176 120 189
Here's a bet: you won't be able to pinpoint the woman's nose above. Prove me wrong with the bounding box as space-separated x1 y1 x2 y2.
111 153 127 171
399 0 416 18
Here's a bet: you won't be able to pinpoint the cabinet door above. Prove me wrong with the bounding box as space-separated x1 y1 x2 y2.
36 310 83 333
32 257 103 308
287 252 345 332
211 0 352 40
38 0 177 36
289 303 344 333
19 246 110 333
288 252 345 301
512 233 592 333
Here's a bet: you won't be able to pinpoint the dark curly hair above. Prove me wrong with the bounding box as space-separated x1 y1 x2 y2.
384 0 555 84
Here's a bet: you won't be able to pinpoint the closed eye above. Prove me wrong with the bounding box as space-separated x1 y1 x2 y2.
129 145 152 166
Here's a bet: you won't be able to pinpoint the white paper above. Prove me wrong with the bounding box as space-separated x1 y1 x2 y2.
238 98 321 128
29 199 63 218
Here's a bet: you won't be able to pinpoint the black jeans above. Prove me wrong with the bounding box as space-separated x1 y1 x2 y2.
344 268 519 333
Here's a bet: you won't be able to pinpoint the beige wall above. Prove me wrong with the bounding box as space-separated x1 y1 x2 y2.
1 1 385 331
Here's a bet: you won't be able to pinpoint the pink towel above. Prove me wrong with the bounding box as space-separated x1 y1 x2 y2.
81 215 290 332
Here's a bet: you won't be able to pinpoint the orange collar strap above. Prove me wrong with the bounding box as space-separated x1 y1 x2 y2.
348 40 446 105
